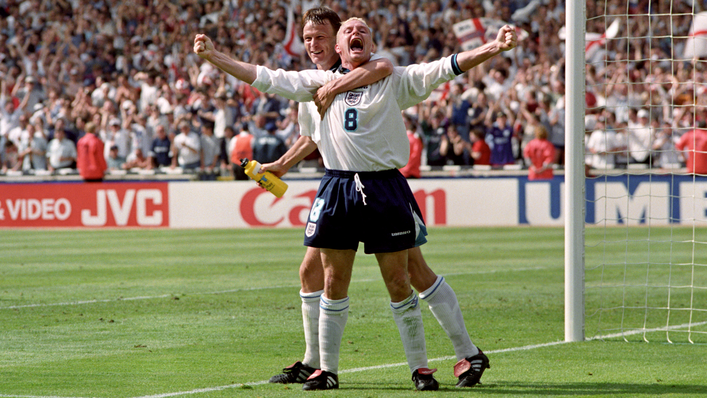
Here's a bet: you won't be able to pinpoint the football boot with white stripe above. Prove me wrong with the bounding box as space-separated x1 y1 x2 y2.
302 369 339 390
268 361 316 384
454 350 490 387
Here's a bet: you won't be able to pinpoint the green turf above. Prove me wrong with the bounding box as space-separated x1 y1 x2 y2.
1 227 706 398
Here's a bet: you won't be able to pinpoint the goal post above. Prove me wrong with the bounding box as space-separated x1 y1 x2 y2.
565 0 586 343
569 1 706 344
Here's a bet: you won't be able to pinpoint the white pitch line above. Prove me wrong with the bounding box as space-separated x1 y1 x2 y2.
2 321 703 398
127 320 707 398
0 266 552 310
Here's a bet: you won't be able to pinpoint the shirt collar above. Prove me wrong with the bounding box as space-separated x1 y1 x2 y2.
328 58 342 72
336 64 351 74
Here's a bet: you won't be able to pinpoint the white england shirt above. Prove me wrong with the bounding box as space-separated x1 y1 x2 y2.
252 55 462 171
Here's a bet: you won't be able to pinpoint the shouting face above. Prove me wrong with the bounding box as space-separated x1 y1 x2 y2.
336 18 374 69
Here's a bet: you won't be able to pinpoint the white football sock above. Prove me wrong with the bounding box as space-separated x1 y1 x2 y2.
319 295 349 374
390 291 428 373
300 289 323 369
419 276 479 360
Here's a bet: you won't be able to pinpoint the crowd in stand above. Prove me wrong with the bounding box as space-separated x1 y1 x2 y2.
1 0 706 179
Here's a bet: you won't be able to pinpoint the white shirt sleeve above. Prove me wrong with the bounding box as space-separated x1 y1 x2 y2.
395 55 460 110
251 66 333 103
297 102 312 137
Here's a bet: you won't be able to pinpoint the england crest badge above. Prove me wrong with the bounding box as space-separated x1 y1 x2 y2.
344 91 363 106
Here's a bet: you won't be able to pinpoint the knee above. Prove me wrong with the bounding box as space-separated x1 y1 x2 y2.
300 259 322 280
384 271 411 299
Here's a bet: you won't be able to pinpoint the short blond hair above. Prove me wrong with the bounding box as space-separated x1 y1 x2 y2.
535 125 548 140
337 17 372 40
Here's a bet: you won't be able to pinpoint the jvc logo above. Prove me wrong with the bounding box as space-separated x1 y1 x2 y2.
81 189 163 226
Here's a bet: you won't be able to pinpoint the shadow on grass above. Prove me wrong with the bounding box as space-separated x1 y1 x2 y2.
477 381 705 395
331 381 705 395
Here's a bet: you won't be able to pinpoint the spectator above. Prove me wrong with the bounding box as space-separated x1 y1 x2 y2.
1 139 20 173
485 110 516 167
523 125 556 180
14 75 45 114
468 91 490 132
123 148 151 170
199 123 220 173
400 114 423 178
103 118 131 162
220 125 236 172
172 120 201 170
147 125 172 170
1 79 31 139
0 0 702 179
586 117 620 170
469 128 491 166
251 121 287 165
547 96 565 166
50 117 77 146
7 114 30 148
419 104 448 166
439 124 468 165
17 120 48 172
628 108 653 166
675 121 707 175
76 122 108 182
211 89 235 145
447 82 472 140
106 145 126 171
229 122 254 180
46 129 76 172
652 121 680 169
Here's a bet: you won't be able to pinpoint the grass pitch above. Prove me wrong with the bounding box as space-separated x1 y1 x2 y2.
1 227 706 398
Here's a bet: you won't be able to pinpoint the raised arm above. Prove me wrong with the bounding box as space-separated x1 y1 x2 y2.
313 57 394 118
193 34 258 84
455 25 517 73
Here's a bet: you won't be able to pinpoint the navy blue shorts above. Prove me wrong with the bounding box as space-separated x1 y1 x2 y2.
304 169 427 254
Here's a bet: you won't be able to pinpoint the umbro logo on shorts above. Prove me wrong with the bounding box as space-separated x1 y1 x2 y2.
306 222 317 237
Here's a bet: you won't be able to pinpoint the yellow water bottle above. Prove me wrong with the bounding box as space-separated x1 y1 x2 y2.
240 158 288 198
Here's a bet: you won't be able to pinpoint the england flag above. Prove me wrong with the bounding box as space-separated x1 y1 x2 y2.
452 18 528 52
683 12 707 59
282 0 305 57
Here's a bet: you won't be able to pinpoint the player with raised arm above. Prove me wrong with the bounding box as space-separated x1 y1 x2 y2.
261 7 492 390
194 17 516 391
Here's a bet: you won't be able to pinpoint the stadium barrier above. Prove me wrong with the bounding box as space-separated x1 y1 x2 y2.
1 174 705 228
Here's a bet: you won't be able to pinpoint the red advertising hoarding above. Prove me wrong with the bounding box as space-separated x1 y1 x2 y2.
0 182 169 227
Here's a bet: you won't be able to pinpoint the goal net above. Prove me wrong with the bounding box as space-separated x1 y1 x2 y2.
579 0 707 343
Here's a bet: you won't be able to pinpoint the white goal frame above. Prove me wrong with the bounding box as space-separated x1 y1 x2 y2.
565 0 586 342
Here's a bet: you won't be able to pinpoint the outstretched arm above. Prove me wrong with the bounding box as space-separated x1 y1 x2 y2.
456 25 517 73
193 34 257 84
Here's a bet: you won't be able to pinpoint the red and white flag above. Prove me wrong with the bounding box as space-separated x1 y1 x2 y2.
452 18 528 52
683 12 707 59
584 19 620 62
282 0 304 57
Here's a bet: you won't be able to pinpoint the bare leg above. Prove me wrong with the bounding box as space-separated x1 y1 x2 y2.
300 246 324 293
408 246 437 292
